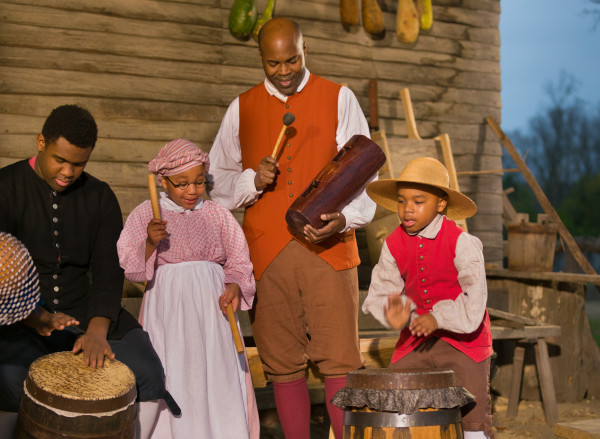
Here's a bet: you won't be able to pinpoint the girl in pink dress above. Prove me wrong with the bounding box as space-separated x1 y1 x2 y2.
117 139 258 438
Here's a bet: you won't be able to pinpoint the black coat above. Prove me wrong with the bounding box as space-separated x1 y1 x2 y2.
0 159 139 338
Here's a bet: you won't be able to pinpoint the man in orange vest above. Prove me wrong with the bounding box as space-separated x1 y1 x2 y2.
208 17 375 439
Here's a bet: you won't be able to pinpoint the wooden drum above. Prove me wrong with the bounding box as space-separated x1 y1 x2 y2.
285 134 386 235
15 351 137 439
332 368 474 439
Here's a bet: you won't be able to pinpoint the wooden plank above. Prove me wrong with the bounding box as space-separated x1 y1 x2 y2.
555 419 600 439
507 344 525 418
487 308 540 326
486 268 600 286
486 117 597 277
535 338 559 425
0 3 221 43
491 325 561 340
0 23 222 64
2 0 222 25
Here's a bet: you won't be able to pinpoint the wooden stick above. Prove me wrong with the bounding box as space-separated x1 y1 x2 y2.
456 168 519 176
486 116 597 276
226 303 244 354
400 88 422 140
147 174 161 220
271 125 287 159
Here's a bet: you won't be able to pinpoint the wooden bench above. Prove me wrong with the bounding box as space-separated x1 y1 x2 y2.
555 418 600 438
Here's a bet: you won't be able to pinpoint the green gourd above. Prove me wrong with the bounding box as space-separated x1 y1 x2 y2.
229 0 258 40
251 0 275 42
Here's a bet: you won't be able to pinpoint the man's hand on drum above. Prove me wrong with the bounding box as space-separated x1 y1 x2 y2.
303 212 346 244
73 316 115 368
254 156 278 191
24 306 80 336
218 283 240 315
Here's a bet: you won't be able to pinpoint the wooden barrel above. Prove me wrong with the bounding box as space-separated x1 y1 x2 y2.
334 368 471 439
15 351 137 439
507 216 558 272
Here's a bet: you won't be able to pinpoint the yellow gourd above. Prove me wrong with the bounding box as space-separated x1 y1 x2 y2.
396 0 420 43
416 0 433 31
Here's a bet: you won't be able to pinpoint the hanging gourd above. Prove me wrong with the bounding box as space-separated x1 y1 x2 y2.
416 0 433 31
340 0 360 26
251 0 275 41
396 0 420 43
362 0 385 36
229 0 258 40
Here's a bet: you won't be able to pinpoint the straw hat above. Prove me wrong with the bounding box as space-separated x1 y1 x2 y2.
366 157 477 220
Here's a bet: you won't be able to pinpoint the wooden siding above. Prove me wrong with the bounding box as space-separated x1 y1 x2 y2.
0 0 503 266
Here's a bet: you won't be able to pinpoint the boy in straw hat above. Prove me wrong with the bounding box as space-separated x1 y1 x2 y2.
362 157 494 438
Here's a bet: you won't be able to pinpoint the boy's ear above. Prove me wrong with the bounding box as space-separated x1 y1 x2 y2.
437 197 448 213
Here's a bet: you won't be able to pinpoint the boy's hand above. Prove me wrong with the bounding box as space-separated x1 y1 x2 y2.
219 283 240 314
147 219 168 247
24 307 80 336
409 313 438 337
72 317 114 368
384 294 412 329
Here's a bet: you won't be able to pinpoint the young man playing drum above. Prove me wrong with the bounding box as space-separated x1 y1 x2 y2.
0 105 177 439
208 17 376 439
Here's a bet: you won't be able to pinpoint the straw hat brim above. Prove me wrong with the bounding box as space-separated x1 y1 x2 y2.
366 179 477 221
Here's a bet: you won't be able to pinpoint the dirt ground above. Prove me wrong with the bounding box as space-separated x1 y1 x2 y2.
258 395 600 438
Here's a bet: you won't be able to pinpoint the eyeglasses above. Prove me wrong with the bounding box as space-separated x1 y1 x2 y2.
164 176 206 190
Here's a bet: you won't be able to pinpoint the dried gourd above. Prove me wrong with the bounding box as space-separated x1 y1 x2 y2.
396 0 420 43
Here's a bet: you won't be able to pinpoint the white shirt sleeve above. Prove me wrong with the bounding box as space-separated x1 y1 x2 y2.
337 86 377 231
361 242 406 329
208 98 261 210
431 233 488 333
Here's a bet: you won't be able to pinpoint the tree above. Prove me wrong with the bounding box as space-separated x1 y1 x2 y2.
504 72 600 210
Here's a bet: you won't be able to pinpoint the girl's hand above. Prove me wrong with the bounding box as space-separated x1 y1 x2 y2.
23 307 80 336
409 313 438 337
146 219 167 247
219 283 241 315
384 294 412 329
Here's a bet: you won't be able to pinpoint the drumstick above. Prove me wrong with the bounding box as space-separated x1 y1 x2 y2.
147 174 161 220
271 112 295 158
147 174 244 354
227 304 244 354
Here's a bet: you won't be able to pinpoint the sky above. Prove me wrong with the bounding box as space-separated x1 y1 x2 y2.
499 0 600 132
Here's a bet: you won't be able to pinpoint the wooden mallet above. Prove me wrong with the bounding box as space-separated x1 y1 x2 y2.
146 175 245 354
271 112 295 158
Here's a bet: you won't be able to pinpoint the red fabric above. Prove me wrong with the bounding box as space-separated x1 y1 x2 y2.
272 377 310 439
238 74 360 279
325 376 347 439
387 217 492 363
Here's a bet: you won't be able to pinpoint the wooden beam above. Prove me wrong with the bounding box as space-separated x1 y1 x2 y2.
486 268 600 285
486 116 597 276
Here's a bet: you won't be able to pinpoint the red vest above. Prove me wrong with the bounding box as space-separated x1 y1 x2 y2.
239 75 360 279
386 217 492 363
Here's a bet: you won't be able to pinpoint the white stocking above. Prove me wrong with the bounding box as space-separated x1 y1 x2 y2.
464 431 489 439
0 411 17 439
136 400 159 439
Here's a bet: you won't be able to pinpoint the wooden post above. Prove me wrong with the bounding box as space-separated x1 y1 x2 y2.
486 116 597 276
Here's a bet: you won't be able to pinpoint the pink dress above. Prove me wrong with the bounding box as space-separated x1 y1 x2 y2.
117 194 259 438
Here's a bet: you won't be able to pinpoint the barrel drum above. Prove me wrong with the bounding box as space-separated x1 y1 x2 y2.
15 351 137 439
332 368 474 439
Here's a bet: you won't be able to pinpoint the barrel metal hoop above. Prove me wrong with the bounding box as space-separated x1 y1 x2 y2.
344 408 462 428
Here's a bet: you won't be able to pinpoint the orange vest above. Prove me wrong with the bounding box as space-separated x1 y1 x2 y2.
239 75 360 279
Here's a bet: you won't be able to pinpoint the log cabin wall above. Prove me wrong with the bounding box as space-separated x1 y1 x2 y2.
0 0 503 267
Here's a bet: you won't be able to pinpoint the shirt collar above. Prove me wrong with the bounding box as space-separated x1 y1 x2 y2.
263 69 310 102
408 214 445 239
159 191 204 213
